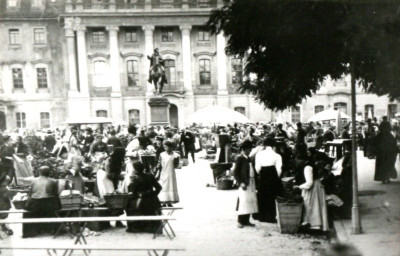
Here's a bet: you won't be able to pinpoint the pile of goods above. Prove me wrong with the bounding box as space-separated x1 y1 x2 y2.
139 145 156 156
11 192 29 209
30 150 64 178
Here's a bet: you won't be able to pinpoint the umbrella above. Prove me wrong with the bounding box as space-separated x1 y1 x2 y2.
187 105 252 126
308 109 350 122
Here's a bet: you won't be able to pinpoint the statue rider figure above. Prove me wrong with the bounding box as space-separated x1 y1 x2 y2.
147 48 168 84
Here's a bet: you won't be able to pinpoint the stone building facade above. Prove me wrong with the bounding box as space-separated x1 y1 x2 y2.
0 0 398 130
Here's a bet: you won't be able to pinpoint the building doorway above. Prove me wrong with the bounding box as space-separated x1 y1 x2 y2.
169 104 179 128
0 111 6 131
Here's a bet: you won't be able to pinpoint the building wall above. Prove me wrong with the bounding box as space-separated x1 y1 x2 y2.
0 0 398 130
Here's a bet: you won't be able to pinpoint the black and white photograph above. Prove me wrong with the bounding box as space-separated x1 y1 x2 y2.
0 0 399 255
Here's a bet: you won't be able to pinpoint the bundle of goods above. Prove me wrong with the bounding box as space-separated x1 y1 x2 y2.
30 150 64 178
59 190 83 210
11 192 29 209
275 195 303 234
104 191 131 209
7 185 30 199
139 145 156 156
216 174 234 190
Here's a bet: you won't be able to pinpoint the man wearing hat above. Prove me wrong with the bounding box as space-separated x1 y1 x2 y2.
90 134 108 156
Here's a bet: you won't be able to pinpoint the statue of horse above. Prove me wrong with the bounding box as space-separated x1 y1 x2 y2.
149 56 164 95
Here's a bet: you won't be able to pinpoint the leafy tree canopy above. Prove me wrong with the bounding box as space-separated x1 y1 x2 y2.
207 0 400 110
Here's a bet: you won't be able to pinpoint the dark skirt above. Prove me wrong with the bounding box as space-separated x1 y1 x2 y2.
257 166 283 223
23 197 60 237
125 193 161 232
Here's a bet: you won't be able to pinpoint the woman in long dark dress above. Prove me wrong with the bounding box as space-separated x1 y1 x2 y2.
126 161 162 233
255 137 283 223
374 122 398 184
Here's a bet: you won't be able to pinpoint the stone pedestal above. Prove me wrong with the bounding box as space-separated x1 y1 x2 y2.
148 97 170 126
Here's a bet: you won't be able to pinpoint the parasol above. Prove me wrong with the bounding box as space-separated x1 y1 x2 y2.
187 105 252 126
308 109 350 122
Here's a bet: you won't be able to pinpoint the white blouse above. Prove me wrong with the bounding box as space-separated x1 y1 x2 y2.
299 166 314 190
255 146 282 176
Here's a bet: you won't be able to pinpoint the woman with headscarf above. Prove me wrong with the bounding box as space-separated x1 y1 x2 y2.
125 161 162 233
255 137 283 223
373 122 398 184
58 146 84 194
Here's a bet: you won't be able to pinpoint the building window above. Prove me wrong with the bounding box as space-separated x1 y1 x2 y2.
36 68 48 89
164 59 176 86
96 110 108 118
388 104 398 120
161 28 174 42
126 60 139 87
8 0 19 8
291 106 301 123
40 112 50 128
364 105 374 119
32 0 44 8
334 102 347 115
9 29 20 45
128 109 140 124
92 30 106 43
93 60 107 87
33 28 46 44
231 58 243 84
198 29 210 41
199 59 211 85
234 107 246 116
16 112 26 128
125 29 137 43
314 105 324 114
12 68 23 89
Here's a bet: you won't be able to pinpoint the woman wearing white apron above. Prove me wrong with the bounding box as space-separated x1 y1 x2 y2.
233 140 258 228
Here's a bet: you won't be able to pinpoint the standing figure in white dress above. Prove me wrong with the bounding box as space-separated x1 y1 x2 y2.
157 141 180 207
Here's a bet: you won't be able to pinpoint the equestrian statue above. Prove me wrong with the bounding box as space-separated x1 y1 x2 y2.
148 48 168 95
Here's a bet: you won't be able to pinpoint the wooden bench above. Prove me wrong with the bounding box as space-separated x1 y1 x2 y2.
0 215 177 255
0 244 185 256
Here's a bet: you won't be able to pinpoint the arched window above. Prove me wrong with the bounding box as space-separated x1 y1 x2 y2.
334 102 347 114
126 60 139 87
164 59 176 86
291 106 301 123
96 110 108 118
364 104 374 119
314 105 324 114
93 60 107 87
128 109 140 125
199 59 211 85
231 58 243 84
234 106 246 116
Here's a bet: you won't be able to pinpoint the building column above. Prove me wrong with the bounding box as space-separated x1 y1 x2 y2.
76 26 89 96
180 24 193 95
217 33 228 95
65 26 79 96
106 25 121 96
143 25 155 95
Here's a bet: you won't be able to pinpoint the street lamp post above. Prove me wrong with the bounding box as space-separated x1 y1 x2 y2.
350 59 362 234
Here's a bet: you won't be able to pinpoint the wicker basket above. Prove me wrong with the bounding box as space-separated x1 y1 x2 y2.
104 194 131 209
275 198 303 234
216 176 233 190
12 200 27 210
60 195 83 210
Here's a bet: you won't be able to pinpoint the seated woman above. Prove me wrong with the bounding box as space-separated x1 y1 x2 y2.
23 166 60 238
126 161 162 233
293 148 329 232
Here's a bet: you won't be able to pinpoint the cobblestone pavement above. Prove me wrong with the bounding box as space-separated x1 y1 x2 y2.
1 153 331 256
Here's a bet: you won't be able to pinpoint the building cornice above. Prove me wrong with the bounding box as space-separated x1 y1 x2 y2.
160 50 180 56
120 52 144 58
193 51 216 57
87 53 110 59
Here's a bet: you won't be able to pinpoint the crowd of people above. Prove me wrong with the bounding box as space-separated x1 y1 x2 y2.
0 115 398 237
